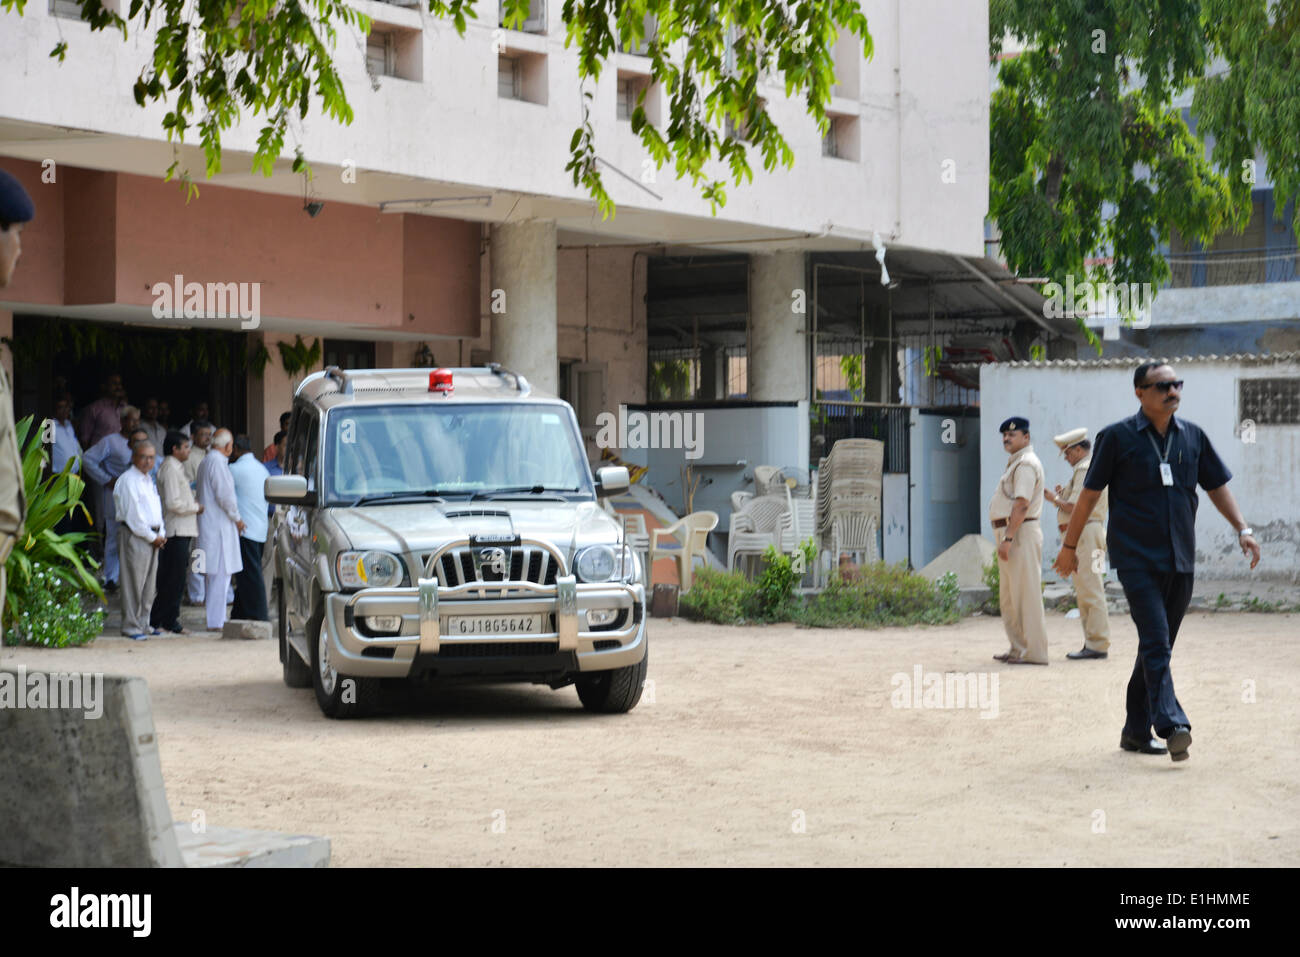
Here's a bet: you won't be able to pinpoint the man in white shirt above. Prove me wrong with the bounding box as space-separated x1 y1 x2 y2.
229 435 271 621
82 405 141 590
196 429 245 631
50 394 82 475
114 440 166 640
183 419 213 604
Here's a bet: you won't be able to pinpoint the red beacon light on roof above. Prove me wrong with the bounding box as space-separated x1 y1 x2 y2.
429 368 454 395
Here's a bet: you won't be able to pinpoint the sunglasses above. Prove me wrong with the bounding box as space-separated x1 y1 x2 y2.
1140 379 1184 392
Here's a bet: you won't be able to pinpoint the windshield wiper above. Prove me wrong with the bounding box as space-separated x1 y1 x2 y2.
470 485 580 501
346 489 454 507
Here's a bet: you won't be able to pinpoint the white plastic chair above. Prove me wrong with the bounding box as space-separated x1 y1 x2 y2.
649 511 719 592
727 495 792 577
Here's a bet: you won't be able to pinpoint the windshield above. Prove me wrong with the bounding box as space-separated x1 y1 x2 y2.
322 402 594 504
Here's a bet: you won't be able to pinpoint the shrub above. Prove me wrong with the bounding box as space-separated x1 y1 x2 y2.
981 559 1001 616
754 539 818 620
3 415 104 639
795 562 961 628
3 561 105 648
679 567 760 624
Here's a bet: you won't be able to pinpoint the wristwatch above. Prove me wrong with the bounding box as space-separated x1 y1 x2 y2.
1238 527 1254 538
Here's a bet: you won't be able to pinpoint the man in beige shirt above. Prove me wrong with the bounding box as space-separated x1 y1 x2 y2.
989 416 1049 665
1046 427 1111 659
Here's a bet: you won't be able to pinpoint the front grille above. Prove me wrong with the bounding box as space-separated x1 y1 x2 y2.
593 639 622 650
438 642 557 657
428 545 561 587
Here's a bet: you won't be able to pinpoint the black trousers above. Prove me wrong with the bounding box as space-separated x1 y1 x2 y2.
231 537 269 621
150 535 192 631
1117 568 1194 739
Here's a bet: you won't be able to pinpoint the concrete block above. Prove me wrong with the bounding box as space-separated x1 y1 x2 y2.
918 534 996 590
0 666 329 868
221 619 272 640
175 825 330 868
957 586 991 613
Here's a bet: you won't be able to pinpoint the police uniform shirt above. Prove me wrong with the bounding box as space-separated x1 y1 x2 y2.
1083 410 1231 573
989 444 1045 523
1057 455 1108 528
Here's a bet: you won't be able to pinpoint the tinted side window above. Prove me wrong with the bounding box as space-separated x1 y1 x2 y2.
286 407 309 475
302 415 319 491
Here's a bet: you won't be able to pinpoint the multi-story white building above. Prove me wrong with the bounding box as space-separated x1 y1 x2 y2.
2 0 1060 566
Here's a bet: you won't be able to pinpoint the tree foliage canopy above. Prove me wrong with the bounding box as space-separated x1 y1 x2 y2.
2 0 871 215
990 0 1299 293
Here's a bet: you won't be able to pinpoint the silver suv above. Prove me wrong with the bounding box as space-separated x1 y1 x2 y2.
266 365 646 719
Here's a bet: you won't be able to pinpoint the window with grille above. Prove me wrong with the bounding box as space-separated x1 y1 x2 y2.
617 77 634 120
647 349 700 402
1240 377 1300 425
498 55 522 99
367 31 397 78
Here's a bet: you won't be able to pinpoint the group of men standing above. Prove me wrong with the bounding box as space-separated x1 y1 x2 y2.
110 427 273 639
989 362 1261 762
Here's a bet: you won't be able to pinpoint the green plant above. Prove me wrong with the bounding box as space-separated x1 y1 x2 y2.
795 561 960 628
678 567 760 624
981 559 1001 616
1215 592 1232 610
3 416 104 634
277 335 322 377
754 539 818 620
3 561 105 648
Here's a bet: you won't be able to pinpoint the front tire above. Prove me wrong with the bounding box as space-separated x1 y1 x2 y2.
576 646 648 714
278 580 312 689
309 602 379 718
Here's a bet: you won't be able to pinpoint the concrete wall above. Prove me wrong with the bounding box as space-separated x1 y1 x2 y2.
0 1 990 255
909 409 982 569
979 359 1300 581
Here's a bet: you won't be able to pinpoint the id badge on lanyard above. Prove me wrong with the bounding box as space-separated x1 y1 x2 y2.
1148 431 1175 486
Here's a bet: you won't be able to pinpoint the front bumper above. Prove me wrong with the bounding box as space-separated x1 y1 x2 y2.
320 575 647 678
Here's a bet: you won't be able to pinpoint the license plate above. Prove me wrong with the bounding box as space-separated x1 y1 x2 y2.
444 614 543 636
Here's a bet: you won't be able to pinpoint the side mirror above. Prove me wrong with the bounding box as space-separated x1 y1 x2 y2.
594 465 630 498
265 474 315 506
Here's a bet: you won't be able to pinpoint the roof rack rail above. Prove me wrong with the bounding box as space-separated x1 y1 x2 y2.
485 362 531 397
324 366 353 395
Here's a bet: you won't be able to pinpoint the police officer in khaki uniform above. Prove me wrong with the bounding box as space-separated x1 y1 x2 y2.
0 170 36 625
989 416 1049 665
1045 427 1111 659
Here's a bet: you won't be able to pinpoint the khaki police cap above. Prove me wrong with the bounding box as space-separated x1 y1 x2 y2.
1053 427 1088 449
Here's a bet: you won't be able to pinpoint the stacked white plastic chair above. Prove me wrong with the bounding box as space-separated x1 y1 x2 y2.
727 494 793 577
815 438 883 582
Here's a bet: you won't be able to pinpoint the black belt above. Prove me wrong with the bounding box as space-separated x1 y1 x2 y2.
992 518 1037 528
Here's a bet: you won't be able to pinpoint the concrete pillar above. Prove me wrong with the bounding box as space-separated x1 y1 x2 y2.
489 220 558 394
748 251 807 402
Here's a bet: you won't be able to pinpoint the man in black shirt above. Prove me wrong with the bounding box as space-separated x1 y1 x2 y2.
1052 362 1260 762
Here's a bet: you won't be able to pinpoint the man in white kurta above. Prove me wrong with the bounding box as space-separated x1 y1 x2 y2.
196 429 245 631
114 441 166 639
184 420 214 604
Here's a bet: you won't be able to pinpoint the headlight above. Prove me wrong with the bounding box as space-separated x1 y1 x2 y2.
575 544 636 583
336 550 403 589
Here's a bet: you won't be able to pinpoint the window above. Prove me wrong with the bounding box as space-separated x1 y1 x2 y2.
822 115 859 161
367 31 397 78
617 14 657 55
498 55 522 99
1169 192 1298 287
647 350 700 402
500 0 546 34
1240 378 1300 425
497 51 547 104
617 76 647 121
49 0 82 18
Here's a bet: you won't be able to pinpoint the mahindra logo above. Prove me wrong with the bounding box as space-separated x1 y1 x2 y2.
478 547 508 576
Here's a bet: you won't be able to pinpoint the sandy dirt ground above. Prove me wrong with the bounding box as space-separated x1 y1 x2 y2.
4 610 1297 867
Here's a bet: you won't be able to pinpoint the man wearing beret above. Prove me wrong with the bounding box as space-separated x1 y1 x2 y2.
0 168 36 626
989 416 1049 665
1045 427 1111 660
1053 363 1260 761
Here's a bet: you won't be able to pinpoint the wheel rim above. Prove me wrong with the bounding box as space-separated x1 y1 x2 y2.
318 628 337 695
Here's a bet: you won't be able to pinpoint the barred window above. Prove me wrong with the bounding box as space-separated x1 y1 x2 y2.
1240 378 1300 425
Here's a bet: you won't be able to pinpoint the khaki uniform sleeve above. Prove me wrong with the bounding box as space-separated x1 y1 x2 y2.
1010 461 1037 501
0 370 27 562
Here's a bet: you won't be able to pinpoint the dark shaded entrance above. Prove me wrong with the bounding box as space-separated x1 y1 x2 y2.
8 315 248 436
